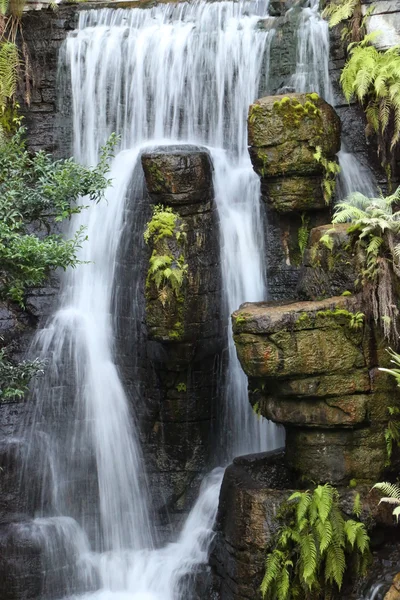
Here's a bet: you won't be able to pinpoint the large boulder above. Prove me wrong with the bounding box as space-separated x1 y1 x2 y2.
248 92 341 184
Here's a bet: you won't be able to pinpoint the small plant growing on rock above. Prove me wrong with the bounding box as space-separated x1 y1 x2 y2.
313 146 341 204
261 484 370 600
378 349 400 463
144 205 188 305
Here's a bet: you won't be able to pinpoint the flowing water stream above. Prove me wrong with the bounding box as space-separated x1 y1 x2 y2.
25 1 283 598
22 1 380 598
292 0 377 198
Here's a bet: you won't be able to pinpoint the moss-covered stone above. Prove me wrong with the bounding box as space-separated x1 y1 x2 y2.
258 394 368 427
248 93 341 178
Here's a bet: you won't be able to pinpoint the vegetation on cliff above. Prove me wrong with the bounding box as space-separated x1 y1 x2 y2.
323 0 400 174
0 128 115 399
328 187 400 341
261 484 370 600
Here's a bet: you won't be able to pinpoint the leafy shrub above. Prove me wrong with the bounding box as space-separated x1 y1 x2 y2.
0 128 116 400
261 484 370 600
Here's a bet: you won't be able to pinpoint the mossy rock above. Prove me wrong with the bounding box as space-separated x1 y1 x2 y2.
248 93 341 178
141 147 213 206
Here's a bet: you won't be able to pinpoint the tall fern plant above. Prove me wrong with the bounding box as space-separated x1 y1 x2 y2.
0 0 30 134
340 38 400 169
261 484 370 600
331 187 400 341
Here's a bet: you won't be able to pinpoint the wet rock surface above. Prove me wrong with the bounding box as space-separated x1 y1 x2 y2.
211 450 400 600
297 223 360 299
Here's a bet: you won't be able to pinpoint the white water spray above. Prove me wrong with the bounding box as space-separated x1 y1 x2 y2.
291 0 377 198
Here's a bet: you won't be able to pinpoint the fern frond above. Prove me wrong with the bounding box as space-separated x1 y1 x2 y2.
0 42 20 112
314 484 334 524
325 543 346 589
316 519 333 554
300 533 318 587
372 481 400 499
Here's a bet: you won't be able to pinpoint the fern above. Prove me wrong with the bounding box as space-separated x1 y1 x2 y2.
261 484 370 599
327 189 400 340
322 0 359 28
372 481 400 521
340 41 400 162
144 205 188 302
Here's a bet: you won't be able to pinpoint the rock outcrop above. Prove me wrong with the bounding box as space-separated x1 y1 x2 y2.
140 146 223 519
232 295 400 484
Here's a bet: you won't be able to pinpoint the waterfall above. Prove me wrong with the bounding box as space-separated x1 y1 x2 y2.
25 1 283 597
291 0 377 198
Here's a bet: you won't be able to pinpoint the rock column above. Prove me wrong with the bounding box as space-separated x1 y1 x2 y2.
248 92 341 298
141 145 222 519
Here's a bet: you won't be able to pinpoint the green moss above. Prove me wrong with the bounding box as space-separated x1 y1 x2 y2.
235 315 246 325
315 309 364 330
249 103 264 124
256 150 269 177
306 92 320 102
145 163 165 192
272 96 321 129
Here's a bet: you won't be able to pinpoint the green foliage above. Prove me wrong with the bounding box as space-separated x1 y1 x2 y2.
322 0 373 43
332 187 400 340
261 484 370 600
322 0 359 28
176 382 186 392
341 40 400 163
378 349 400 462
144 205 188 304
0 128 116 304
298 213 310 259
0 350 44 401
313 146 341 204
320 232 335 251
349 311 364 329
372 481 400 522
0 41 19 113
352 493 362 517
0 128 115 399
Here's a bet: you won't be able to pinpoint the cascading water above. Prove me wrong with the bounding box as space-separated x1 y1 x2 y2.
25 1 283 598
291 0 377 198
